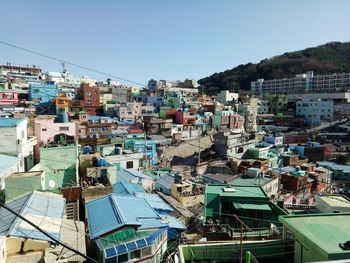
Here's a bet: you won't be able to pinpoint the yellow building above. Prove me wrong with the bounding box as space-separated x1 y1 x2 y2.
171 179 204 207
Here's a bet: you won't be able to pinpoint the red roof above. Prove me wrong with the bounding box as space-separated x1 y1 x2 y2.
128 128 144 134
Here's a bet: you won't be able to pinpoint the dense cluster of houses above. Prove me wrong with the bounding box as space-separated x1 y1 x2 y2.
0 64 350 263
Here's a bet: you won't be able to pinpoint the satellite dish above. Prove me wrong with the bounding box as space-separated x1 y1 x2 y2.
49 180 56 189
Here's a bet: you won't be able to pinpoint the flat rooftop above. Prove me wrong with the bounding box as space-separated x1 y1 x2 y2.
205 184 268 199
0 118 24 127
318 195 350 209
279 213 350 255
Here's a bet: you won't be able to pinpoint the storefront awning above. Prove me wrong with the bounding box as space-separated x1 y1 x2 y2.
233 202 271 211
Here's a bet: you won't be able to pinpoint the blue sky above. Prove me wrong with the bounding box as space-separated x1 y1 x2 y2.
0 0 349 85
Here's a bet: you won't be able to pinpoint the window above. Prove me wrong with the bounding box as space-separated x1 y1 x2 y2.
59 127 69 131
130 249 141 260
42 128 47 131
139 242 153 255
101 127 109 132
117 253 128 262
86 91 91 96
90 128 98 132
126 161 133 168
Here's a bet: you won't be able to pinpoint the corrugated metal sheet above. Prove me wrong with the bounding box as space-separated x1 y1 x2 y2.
0 118 24 127
155 173 174 193
134 193 173 214
0 194 31 236
113 181 145 195
86 195 130 240
8 191 65 242
86 193 185 240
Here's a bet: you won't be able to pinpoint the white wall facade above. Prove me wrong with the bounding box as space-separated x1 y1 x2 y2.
217 90 239 103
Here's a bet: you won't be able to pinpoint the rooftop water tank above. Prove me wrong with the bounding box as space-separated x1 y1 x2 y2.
96 158 107 167
174 174 183 184
57 111 69 123
83 145 92 154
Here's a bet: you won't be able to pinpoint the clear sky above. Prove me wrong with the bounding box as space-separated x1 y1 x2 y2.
0 0 349 85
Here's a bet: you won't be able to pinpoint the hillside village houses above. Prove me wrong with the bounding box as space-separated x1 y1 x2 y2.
0 63 350 263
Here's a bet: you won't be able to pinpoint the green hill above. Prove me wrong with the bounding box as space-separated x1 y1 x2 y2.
198 41 350 94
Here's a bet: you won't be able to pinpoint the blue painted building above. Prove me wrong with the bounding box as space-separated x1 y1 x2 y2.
124 135 158 165
29 83 58 106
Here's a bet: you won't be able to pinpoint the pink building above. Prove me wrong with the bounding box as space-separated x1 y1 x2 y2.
0 90 19 105
34 117 77 144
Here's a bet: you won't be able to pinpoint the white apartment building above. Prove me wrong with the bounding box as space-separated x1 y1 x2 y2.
0 118 37 170
217 90 239 104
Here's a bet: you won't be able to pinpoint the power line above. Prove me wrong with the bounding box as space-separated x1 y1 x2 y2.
0 200 97 263
0 40 144 86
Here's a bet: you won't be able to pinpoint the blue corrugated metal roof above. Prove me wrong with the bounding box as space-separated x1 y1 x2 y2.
86 193 185 240
86 195 134 240
124 169 153 180
0 194 31 236
0 118 24 127
116 169 153 183
156 173 174 191
8 191 65 242
113 181 145 195
167 216 186 230
88 116 100 122
317 161 350 173
0 154 21 173
134 193 173 214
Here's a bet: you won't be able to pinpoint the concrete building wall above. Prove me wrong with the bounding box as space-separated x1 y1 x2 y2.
217 90 238 103
296 100 333 126
0 119 32 158
0 238 6 263
34 118 77 144
105 153 143 172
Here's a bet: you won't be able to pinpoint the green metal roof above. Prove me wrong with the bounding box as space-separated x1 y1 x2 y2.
279 213 350 256
35 145 78 189
4 173 43 201
205 185 269 199
231 176 276 187
233 202 271 211
97 228 153 249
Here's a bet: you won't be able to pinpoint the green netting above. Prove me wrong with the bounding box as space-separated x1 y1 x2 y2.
99 228 153 249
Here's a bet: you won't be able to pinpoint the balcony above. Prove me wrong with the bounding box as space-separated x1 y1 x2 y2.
19 136 37 157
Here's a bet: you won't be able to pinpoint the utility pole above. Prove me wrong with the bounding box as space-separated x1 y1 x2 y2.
198 137 201 165
233 214 252 263
0 201 97 263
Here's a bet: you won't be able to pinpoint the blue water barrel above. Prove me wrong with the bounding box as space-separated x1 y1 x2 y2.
83 146 92 154
96 158 106 167
58 111 69 123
